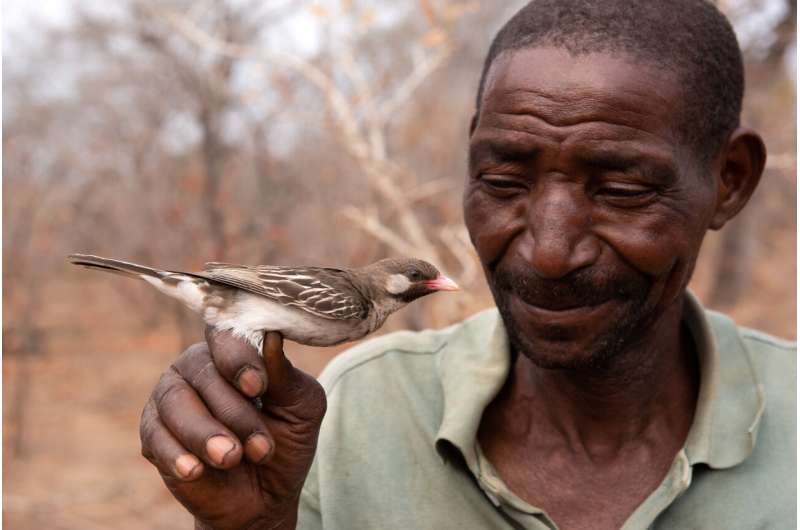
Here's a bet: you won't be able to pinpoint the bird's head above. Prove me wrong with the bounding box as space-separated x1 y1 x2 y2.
364 258 459 305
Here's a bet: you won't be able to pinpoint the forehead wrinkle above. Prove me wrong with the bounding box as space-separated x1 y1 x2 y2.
471 124 562 157
480 110 672 155
559 125 678 158
482 46 679 110
486 87 671 132
469 123 678 181
562 136 678 167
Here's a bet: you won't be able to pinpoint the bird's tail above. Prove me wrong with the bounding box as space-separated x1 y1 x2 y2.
69 254 211 315
67 254 168 279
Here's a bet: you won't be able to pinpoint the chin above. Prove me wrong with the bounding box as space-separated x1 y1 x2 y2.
504 320 628 370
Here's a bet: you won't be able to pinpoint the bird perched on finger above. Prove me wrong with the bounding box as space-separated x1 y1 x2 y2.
68 254 459 352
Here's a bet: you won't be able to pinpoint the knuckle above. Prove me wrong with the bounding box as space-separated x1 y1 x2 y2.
153 369 182 401
189 360 219 392
140 398 156 428
140 396 161 443
139 412 154 443
183 341 210 359
216 402 260 432
304 383 328 421
176 342 211 373
205 325 230 345
208 328 258 362
140 444 155 464
154 378 192 412
138 410 159 464
309 396 328 422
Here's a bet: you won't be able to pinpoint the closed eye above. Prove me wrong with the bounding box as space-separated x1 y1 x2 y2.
480 174 527 195
599 185 651 197
595 183 657 207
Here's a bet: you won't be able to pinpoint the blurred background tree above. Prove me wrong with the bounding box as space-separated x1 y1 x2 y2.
3 1 795 528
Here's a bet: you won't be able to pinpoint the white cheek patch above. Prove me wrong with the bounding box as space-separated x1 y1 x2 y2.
386 273 411 294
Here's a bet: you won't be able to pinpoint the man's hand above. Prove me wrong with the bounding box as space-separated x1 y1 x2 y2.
139 328 327 530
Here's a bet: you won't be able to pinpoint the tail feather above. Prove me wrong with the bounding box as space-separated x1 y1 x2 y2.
67 254 166 279
68 253 212 314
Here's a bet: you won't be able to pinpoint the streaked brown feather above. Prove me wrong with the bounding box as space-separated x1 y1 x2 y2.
198 263 369 320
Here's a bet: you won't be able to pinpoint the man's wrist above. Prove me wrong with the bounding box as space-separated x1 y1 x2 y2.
194 509 297 530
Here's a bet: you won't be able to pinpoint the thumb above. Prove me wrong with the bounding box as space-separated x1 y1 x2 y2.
261 332 317 408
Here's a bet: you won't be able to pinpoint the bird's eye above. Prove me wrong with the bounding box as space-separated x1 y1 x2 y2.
408 270 422 281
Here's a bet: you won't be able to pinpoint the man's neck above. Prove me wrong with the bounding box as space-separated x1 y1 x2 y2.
483 302 700 457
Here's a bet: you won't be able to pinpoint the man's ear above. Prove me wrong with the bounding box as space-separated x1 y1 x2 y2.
709 127 766 230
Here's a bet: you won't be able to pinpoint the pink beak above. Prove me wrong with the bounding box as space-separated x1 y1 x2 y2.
425 275 460 292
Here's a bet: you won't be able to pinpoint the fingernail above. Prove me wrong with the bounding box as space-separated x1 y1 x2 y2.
206 436 236 466
175 454 201 479
238 367 265 397
245 433 272 463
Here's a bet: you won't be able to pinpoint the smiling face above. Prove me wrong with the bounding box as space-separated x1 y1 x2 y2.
464 47 722 369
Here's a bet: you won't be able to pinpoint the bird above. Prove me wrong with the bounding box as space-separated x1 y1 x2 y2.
68 254 459 353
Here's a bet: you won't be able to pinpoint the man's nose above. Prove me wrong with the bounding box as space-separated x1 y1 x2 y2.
519 186 600 280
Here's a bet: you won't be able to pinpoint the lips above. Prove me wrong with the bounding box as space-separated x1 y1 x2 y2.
491 264 630 312
512 294 607 311
510 294 613 325
500 281 613 311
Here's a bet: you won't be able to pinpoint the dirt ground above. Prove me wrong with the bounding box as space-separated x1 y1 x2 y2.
3 222 796 529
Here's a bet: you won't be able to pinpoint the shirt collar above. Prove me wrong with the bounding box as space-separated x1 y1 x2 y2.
681 292 765 468
435 308 511 471
434 292 765 471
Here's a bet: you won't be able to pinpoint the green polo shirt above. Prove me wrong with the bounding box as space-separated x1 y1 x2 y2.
298 293 796 529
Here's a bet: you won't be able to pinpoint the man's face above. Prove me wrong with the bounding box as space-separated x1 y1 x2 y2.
464 47 719 370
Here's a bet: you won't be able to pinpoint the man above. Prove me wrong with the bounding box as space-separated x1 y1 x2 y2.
138 1 796 529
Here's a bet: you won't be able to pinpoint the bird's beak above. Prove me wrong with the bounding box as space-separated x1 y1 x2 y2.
425 275 460 291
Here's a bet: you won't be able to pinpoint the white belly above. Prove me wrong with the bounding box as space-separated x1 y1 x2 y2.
207 292 374 351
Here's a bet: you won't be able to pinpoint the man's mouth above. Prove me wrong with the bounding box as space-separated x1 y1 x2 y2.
510 294 613 324
505 282 614 312
490 263 652 325
512 295 608 312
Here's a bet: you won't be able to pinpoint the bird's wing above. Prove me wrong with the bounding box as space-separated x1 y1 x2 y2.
198 264 370 320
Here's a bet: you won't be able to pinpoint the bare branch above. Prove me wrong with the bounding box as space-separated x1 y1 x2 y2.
337 42 386 160
147 3 370 160
403 178 457 204
362 161 442 264
340 206 416 256
375 41 455 128
149 1 456 269
439 225 479 284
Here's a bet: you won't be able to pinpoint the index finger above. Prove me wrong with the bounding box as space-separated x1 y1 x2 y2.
205 326 267 399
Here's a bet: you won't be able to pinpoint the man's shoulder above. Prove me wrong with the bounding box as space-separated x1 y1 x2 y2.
318 308 498 394
737 325 796 356
704 308 795 401
704 308 795 361
736 323 796 404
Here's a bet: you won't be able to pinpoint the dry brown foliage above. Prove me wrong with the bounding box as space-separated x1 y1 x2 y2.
3 1 795 528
